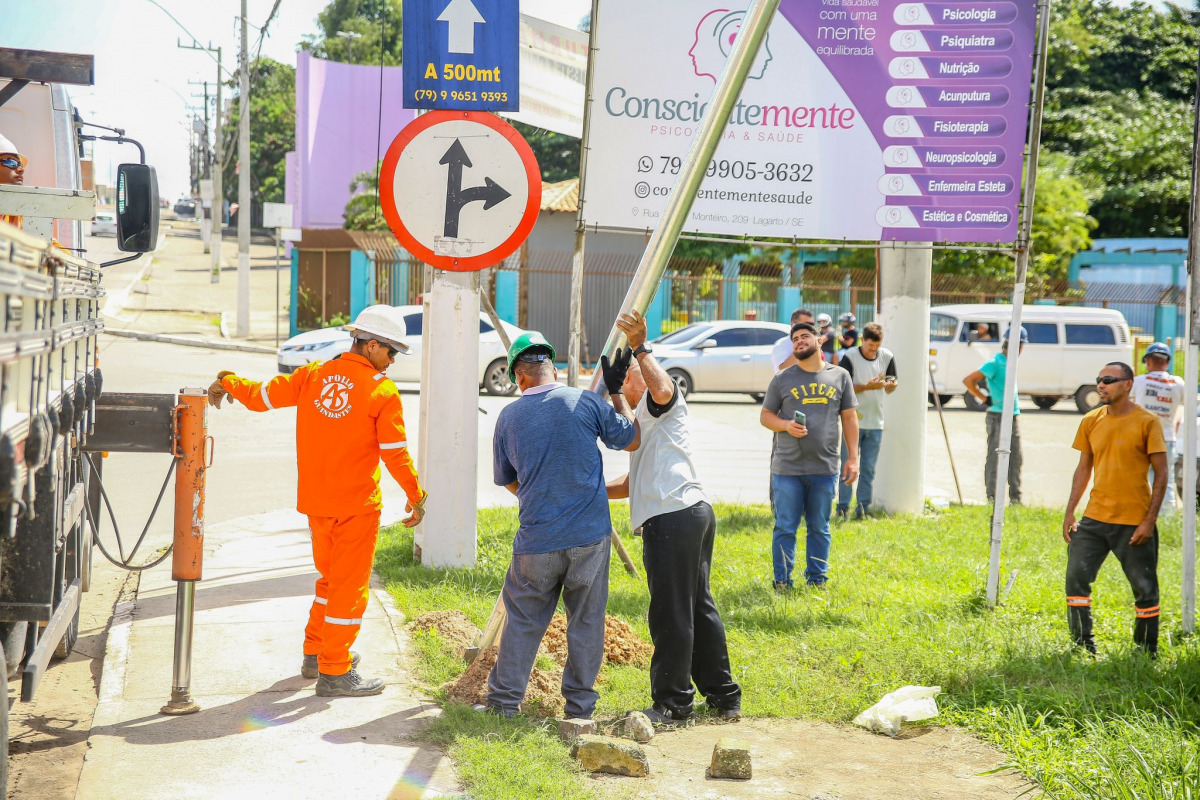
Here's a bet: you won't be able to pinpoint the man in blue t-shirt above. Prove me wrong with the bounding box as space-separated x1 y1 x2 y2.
964 326 1026 504
487 333 639 719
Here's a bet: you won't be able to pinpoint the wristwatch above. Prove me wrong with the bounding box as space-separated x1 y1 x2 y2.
632 343 653 357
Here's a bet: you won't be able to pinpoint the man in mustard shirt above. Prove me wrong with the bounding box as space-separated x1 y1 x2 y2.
1063 361 1167 657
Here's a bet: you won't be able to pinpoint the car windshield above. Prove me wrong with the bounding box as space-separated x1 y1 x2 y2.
656 324 713 345
930 313 959 342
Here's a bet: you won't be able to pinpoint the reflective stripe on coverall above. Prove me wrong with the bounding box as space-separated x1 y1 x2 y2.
222 353 423 675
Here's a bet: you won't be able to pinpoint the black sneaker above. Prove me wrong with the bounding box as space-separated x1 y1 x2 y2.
641 704 693 727
709 705 741 722
314 668 384 697
302 651 360 680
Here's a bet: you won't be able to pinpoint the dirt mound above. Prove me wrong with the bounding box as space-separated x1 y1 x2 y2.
444 646 566 717
540 614 652 667
409 610 480 657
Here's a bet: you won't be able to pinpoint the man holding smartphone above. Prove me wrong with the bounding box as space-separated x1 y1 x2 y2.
835 322 897 520
760 323 859 590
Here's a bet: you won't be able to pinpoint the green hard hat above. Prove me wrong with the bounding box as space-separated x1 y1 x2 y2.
507 332 556 382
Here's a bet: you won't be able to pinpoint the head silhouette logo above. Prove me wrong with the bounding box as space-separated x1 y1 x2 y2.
689 9 774 83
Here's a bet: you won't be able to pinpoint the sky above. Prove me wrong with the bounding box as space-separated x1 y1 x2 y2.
7 0 590 201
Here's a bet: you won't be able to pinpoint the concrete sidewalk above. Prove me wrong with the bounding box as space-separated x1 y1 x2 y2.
102 220 290 350
75 510 459 800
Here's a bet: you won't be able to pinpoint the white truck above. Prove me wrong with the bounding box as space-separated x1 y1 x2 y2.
0 47 159 797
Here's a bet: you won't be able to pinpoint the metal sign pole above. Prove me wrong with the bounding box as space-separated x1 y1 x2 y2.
1182 39 1200 634
275 228 281 348
586 0 782 393
986 0 1053 607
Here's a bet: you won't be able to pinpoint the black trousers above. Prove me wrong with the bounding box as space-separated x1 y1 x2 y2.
641 501 741 716
1065 516 1160 654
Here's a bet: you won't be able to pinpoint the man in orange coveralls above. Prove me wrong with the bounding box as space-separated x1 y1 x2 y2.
207 305 427 697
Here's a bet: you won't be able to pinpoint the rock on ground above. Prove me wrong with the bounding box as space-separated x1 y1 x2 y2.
571 734 650 778
558 718 597 743
624 711 655 743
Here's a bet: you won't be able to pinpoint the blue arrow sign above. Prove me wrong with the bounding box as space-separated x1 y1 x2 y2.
402 0 519 112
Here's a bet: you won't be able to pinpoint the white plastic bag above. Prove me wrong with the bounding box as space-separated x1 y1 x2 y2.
852 685 942 737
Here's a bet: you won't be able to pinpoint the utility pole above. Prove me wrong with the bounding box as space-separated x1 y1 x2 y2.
213 46 223 284
237 0 252 337
189 80 211 254
178 39 227 283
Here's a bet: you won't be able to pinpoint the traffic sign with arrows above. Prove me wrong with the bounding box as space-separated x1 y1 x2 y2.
380 111 541 272
403 0 519 111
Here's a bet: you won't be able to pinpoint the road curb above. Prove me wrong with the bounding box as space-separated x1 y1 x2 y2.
90 568 140 730
101 328 277 354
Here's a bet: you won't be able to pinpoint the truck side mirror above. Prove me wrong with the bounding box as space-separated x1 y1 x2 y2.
116 163 160 253
967 329 980 344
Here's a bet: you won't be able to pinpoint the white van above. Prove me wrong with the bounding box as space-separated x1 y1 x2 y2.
928 304 1133 413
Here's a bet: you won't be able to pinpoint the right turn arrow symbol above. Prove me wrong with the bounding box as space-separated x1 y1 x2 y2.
440 139 511 239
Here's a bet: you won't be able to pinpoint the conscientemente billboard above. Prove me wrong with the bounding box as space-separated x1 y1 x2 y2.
580 0 1037 243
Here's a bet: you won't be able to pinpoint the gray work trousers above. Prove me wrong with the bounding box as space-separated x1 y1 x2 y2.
487 538 610 718
984 411 1022 503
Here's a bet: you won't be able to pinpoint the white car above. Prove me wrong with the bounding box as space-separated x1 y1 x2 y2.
653 320 791 399
277 305 537 396
91 211 117 237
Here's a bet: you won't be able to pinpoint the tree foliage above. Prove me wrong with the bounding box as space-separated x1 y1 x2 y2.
1043 0 1199 237
302 0 403 65
220 58 295 208
344 163 390 231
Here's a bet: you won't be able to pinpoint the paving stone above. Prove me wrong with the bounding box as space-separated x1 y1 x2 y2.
557 717 596 743
709 737 752 780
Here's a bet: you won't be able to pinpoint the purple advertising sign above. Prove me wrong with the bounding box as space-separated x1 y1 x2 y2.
581 0 1038 244
778 0 1036 242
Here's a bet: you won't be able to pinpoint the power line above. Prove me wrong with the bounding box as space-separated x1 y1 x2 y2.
144 0 236 80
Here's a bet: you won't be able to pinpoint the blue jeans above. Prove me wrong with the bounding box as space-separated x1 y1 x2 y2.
838 429 884 511
770 473 837 586
487 538 610 718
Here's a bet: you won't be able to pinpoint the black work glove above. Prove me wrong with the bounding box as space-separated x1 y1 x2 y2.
600 347 633 395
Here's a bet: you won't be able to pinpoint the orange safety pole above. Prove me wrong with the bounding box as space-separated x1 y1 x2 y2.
161 388 209 716
171 389 208 580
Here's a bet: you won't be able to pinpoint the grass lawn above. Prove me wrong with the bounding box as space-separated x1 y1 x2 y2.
375 504 1200 799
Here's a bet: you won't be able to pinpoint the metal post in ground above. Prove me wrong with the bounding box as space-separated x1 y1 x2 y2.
161 388 209 715
986 0 1053 608
275 228 281 348
1181 36 1200 634
237 0 252 336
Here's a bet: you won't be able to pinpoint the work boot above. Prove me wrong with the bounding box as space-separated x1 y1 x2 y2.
302 651 360 679
315 668 384 697
773 581 791 594
835 507 848 521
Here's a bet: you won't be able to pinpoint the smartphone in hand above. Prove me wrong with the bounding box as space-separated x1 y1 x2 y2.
793 410 806 426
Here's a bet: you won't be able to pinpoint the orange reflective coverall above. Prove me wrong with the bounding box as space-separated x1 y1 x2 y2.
222 353 423 675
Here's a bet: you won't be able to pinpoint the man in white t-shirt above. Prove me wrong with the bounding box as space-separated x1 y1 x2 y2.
836 322 897 519
1132 342 1184 512
607 310 741 727
771 307 816 373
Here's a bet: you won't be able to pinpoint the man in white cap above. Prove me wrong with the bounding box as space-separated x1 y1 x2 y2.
0 134 28 229
1132 342 1184 513
207 305 428 697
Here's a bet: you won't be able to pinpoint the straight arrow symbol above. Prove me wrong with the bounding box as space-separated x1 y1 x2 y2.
437 0 486 55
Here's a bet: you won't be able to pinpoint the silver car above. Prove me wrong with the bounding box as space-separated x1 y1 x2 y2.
277 305 538 396
653 320 790 400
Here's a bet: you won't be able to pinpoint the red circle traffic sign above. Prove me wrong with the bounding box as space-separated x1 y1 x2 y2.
380 111 542 272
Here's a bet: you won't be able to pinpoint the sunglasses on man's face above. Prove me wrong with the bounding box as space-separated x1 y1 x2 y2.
1095 375 1127 385
0 156 22 170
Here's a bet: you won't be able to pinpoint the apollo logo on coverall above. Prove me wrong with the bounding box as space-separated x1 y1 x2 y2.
317 376 354 419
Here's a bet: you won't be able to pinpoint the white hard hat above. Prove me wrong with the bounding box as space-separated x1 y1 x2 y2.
0 133 27 167
345 305 411 354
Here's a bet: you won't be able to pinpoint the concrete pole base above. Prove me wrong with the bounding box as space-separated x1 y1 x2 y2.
160 690 201 715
